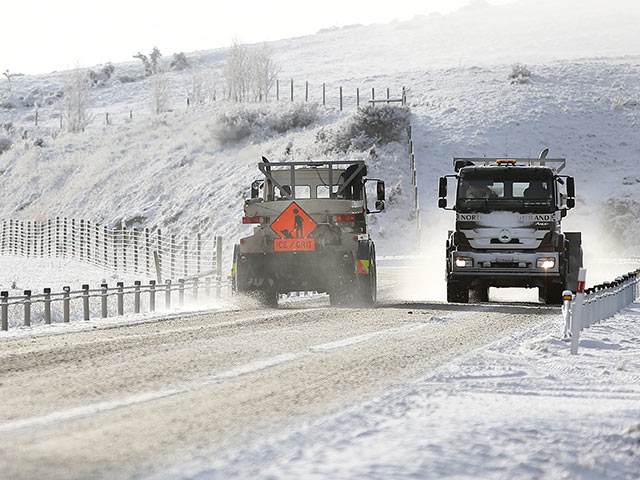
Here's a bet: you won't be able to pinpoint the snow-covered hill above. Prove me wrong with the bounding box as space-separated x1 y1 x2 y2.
1 0 639 272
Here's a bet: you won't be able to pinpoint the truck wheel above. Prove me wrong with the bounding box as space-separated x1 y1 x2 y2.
231 244 240 293
447 281 469 303
355 243 377 306
471 284 489 303
540 285 563 305
255 289 278 308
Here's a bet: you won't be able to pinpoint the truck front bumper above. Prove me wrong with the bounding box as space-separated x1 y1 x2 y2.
449 251 562 288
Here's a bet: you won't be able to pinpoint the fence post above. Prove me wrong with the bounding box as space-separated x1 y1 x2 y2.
23 290 31 326
322 83 325 106
339 86 343 111
165 279 172 309
305 81 308 102
216 235 223 298
44 288 51 324
357 87 360 108
372 87 375 101
171 234 176 279
1 291 7 331
82 284 90 321
63 286 70 322
570 268 587 355
179 279 185 306
101 283 108 318
197 232 202 274
193 278 199 303
149 280 156 312
134 281 141 314
183 236 188 278
276 79 279 101
290 79 293 102
117 282 124 316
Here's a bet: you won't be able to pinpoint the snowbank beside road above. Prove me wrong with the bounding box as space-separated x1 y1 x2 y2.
186 304 640 479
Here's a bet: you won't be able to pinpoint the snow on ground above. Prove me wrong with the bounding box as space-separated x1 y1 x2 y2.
167 303 640 480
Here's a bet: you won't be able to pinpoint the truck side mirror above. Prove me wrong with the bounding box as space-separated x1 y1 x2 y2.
250 180 261 199
438 198 447 209
438 177 447 198
566 177 575 198
377 180 385 201
566 198 575 209
375 200 385 211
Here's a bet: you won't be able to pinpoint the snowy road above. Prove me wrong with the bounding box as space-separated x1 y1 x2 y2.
0 280 557 479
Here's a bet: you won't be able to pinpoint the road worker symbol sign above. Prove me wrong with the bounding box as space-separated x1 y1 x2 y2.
271 202 317 251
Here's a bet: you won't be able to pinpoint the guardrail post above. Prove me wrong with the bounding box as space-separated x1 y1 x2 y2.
101 283 108 318
117 282 124 316
44 288 51 324
134 281 141 314
149 280 156 312
63 286 70 322
23 290 31 327
179 279 185 307
165 279 172 309
570 268 587 355
82 284 90 321
562 290 572 338
1 291 8 330
206 276 212 299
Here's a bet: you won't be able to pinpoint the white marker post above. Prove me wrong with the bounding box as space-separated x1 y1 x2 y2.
570 268 587 355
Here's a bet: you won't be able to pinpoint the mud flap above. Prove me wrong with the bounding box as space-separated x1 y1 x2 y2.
565 232 582 292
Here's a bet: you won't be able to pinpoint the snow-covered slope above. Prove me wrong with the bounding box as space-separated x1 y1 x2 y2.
1 0 639 269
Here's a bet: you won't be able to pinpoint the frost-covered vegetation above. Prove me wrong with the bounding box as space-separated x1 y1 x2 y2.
509 63 531 84
211 102 319 145
315 105 410 153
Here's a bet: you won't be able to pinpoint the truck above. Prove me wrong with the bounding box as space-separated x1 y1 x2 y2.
232 158 385 307
437 151 582 304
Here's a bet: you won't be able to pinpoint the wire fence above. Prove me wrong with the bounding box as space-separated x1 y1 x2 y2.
0 217 222 281
1 81 407 132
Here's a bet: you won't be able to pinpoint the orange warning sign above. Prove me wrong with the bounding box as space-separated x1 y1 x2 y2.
274 238 316 252
271 202 317 239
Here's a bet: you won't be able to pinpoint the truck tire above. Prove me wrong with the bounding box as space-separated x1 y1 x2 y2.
540 285 563 305
447 280 469 303
355 242 377 306
471 284 489 303
565 232 583 292
255 289 278 308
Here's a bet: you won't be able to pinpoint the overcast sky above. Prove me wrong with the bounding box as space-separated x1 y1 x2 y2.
2 0 518 75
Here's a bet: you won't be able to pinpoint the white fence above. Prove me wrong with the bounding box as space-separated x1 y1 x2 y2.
563 268 640 354
0 218 222 281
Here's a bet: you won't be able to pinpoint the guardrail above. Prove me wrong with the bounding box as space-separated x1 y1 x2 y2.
1 272 229 331
406 125 420 247
563 268 640 354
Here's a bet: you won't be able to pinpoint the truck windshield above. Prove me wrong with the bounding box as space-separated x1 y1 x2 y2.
457 169 554 213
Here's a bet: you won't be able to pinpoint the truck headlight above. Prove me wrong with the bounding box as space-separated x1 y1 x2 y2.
536 258 555 269
455 257 473 268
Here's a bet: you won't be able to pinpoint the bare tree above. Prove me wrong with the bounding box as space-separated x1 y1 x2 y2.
150 70 169 115
134 47 163 77
250 43 280 102
62 68 92 133
3 69 12 96
224 40 249 102
224 41 280 103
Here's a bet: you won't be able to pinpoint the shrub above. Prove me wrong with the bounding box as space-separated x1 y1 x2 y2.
170 52 189 71
509 63 532 84
0 135 12 155
316 105 410 153
211 103 319 145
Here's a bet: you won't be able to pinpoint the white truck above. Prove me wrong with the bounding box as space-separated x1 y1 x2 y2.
438 152 582 304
